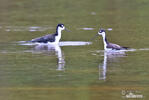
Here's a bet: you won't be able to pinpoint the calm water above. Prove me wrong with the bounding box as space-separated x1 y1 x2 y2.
0 0 149 100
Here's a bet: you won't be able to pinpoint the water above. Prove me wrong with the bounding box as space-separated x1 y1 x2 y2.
0 0 149 100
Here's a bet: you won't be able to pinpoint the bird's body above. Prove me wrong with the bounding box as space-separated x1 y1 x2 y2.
98 29 128 50
106 43 128 50
28 24 65 44
31 34 57 43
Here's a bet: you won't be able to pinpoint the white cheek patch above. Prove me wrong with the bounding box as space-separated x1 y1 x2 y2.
58 26 65 31
98 32 102 35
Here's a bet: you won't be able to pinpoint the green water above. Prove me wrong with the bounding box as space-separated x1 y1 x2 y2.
0 0 149 100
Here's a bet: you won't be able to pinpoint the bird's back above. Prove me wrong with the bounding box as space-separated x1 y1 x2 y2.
30 33 56 43
107 43 127 50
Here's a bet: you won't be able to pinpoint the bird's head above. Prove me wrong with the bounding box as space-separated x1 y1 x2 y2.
57 24 65 31
98 29 106 35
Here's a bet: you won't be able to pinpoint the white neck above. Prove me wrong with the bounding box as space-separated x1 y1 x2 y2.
101 34 107 50
55 28 62 44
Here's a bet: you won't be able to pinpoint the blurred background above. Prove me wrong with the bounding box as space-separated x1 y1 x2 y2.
0 0 149 100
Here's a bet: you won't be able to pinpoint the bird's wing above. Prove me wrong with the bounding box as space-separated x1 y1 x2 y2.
107 43 122 50
31 34 55 43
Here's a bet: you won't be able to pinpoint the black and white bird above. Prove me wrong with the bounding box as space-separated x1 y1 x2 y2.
28 24 66 44
98 29 128 50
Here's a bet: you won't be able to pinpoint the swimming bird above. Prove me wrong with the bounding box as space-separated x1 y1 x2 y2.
98 29 128 50
28 24 66 44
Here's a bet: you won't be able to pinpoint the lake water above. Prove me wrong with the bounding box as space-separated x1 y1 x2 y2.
0 0 149 100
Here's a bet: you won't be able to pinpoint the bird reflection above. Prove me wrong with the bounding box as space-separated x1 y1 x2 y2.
98 50 126 80
34 44 65 71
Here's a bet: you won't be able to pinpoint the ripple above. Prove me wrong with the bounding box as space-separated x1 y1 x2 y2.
4 26 53 32
59 41 92 46
91 12 96 15
93 48 149 54
18 41 92 46
139 48 149 51
79 28 94 30
107 28 113 31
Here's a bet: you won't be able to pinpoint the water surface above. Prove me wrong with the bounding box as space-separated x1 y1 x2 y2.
0 0 149 100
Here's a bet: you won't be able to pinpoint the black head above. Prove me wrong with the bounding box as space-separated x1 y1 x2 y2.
99 29 105 33
56 24 65 32
57 24 65 28
57 24 64 28
98 29 106 35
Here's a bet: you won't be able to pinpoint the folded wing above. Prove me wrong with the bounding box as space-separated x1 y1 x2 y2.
31 34 55 43
107 43 122 50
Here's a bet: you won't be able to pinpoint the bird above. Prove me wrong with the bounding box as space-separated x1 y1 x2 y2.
98 29 128 50
27 24 66 44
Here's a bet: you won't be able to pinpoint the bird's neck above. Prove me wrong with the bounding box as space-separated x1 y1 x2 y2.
55 28 62 35
55 28 62 43
102 34 109 50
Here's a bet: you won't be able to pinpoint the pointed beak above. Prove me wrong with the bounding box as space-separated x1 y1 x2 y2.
65 28 71 32
91 33 99 41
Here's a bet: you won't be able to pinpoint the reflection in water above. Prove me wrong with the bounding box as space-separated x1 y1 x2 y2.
99 50 126 80
99 51 107 80
19 41 92 46
19 41 92 71
34 44 65 71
